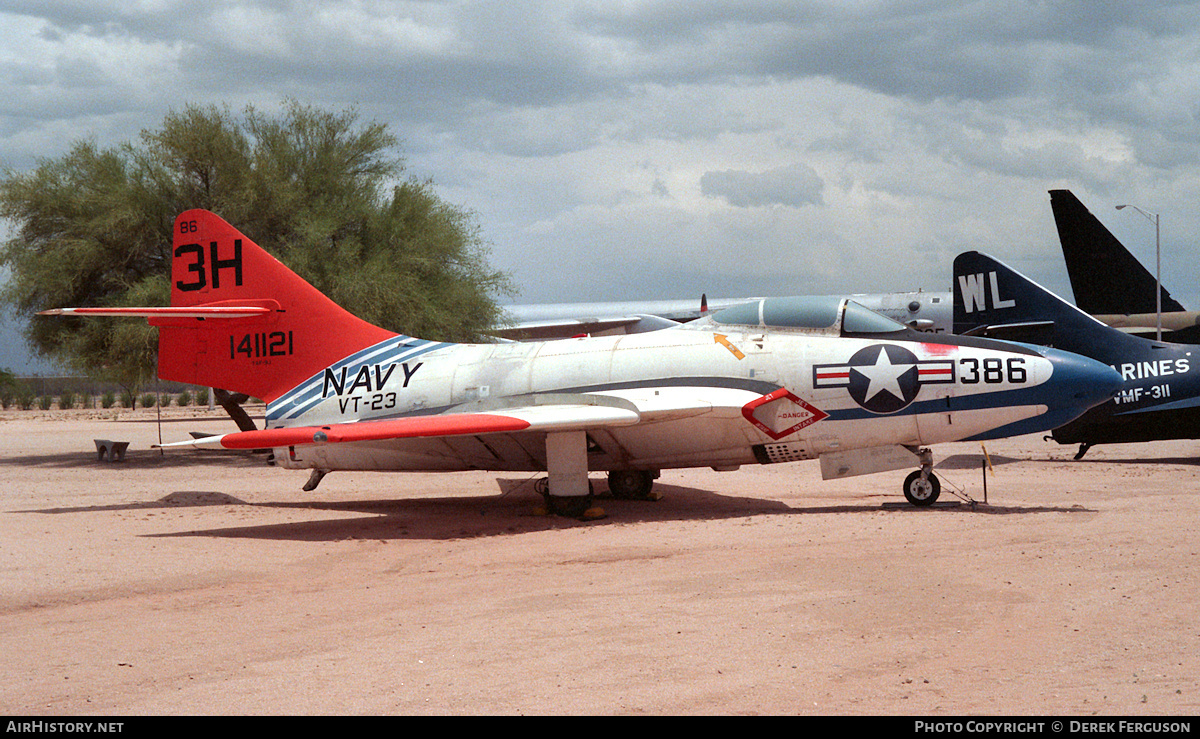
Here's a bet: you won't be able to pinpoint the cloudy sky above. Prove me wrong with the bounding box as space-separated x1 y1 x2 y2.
3 0 1200 372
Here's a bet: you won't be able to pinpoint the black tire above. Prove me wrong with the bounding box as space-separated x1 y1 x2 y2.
903 470 941 506
607 470 656 500
542 480 600 519
545 494 596 519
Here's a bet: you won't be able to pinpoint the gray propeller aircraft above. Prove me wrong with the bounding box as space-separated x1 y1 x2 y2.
43 210 1122 516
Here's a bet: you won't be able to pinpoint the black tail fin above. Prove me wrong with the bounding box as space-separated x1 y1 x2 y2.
1049 189 1184 315
953 250 1148 366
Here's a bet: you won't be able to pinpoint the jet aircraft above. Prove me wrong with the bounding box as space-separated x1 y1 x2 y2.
43 210 1121 515
496 291 953 340
953 250 1200 458
1050 189 1200 342
498 192 1191 345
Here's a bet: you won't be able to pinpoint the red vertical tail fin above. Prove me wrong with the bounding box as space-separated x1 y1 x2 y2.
153 210 396 402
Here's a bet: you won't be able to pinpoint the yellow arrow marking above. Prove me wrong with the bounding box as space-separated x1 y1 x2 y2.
714 334 746 360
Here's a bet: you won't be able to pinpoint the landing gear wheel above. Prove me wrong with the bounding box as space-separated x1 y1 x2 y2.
607 470 657 500
540 481 606 520
903 470 941 507
544 494 598 519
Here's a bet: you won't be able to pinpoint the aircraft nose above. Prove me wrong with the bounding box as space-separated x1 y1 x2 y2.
1041 347 1123 411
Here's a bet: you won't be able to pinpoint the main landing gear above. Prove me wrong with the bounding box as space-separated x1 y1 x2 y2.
606 469 660 501
902 447 941 507
536 430 607 520
536 469 662 520
537 430 666 519
536 431 667 519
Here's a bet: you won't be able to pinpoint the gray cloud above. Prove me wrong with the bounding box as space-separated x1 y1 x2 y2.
701 162 824 208
1 0 1199 359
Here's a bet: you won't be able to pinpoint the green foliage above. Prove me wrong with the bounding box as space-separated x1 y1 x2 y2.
1 100 514 386
0 367 14 407
101 391 115 409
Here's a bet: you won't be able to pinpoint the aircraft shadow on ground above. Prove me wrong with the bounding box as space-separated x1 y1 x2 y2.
15 448 1094 541
937 450 1200 469
21 490 251 515
148 481 797 542
23 480 791 535
0 448 266 470
1071 455 1200 467
935 452 1024 470
116 477 1092 542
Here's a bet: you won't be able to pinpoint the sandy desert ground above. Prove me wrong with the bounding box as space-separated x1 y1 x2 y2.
0 406 1198 716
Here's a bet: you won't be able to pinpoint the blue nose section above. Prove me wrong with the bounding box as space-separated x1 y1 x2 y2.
968 345 1123 441
1039 346 1123 419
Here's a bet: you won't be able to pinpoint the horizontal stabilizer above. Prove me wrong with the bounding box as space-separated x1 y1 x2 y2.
39 305 274 319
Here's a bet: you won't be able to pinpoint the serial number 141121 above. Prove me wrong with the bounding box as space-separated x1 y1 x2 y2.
230 331 294 360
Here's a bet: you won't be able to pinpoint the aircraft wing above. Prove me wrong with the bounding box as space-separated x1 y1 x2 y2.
156 401 646 451
1110 394 1200 416
958 320 1057 345
157 385 747 452
1091 313 1200 343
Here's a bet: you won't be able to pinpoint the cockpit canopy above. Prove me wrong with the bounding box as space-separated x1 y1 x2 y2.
703 296 909 336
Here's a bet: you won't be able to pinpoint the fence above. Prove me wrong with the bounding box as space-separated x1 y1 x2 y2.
1 376 217 411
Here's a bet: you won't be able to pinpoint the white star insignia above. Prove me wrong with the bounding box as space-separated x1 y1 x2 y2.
854 347 913 402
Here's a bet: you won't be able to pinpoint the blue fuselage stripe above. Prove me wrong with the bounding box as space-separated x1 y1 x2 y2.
266 337 448 423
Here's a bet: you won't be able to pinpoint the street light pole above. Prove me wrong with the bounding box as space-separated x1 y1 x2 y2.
1115 203 1162 342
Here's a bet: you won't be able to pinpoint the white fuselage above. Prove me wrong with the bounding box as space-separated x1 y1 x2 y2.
267 324 1056 475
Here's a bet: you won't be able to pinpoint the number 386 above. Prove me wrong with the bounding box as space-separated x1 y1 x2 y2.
959 357 1026 384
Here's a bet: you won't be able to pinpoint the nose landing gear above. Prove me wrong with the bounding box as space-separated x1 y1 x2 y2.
903 469 941 506
902 447 941 506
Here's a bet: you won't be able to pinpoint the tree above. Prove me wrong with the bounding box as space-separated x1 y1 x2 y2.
0 101 515 426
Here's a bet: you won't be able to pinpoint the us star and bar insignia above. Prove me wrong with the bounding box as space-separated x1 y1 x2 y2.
813 344 955 414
